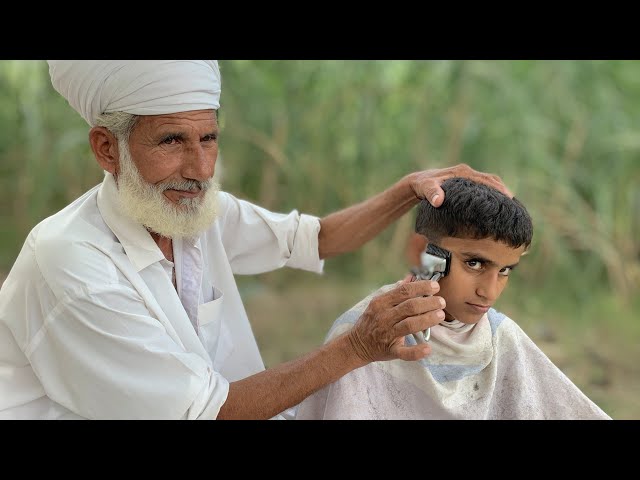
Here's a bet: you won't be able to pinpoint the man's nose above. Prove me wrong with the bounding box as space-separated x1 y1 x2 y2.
182 144 216 181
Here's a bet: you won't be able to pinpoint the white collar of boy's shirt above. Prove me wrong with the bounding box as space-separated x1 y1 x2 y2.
97 172 198 273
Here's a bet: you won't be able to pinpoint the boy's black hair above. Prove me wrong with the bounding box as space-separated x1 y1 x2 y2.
415 177 533 249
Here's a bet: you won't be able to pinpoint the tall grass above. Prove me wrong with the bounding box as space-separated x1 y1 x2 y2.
218 60 639 308
0 60 102 267
2 59 637 319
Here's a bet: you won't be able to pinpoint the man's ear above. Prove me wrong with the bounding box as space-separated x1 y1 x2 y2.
89 127 120 175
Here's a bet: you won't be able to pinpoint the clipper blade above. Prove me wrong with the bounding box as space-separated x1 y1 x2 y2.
415 243 451 280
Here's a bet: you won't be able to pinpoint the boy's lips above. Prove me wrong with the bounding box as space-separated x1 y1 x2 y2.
466 302 490 313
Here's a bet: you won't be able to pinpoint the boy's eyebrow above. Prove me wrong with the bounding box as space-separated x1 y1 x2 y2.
459 251 520 269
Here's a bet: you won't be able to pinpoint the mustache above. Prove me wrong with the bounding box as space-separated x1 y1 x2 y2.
158 178 213 192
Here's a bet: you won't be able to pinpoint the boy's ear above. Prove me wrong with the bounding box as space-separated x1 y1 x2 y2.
406 233 429 267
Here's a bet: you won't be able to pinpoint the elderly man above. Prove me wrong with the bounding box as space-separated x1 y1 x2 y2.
0 60 511 419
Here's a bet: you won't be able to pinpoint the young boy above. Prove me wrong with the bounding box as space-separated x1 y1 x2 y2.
295 177 610 419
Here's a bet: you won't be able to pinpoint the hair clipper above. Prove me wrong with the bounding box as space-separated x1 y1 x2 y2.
410 243 451 344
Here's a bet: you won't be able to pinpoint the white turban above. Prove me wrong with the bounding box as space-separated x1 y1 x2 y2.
47 60 221 126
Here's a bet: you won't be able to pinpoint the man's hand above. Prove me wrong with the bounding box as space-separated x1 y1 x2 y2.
408 163 513 207
347 279 445 363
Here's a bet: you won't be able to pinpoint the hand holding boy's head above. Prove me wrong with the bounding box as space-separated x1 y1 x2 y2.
416 177 532 248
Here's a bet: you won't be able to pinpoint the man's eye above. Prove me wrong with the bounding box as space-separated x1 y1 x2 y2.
466 260 482 270
202 134 218 142
161 136 179 145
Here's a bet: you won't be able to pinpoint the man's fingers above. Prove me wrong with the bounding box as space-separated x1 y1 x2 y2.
355 281 446 364
484 172 513 198
413 164 514 206
399 274 414 284
392 295 445 321
426 185 445 207
456 164 513 199
393 343 431 361
381 280 440 306
393 308 445 337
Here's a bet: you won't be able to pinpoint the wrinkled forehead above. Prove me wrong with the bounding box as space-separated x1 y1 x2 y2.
131 109 219 137
136 109 218 127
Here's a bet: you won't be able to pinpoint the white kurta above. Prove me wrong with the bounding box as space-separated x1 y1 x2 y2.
0 173 324 419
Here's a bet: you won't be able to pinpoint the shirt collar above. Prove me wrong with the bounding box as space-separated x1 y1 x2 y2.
97 172 166 272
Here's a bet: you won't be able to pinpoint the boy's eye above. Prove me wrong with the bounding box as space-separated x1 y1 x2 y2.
499 267 512 277
466 260 482 270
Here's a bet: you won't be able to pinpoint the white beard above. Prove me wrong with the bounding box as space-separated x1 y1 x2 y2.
115 139 220 239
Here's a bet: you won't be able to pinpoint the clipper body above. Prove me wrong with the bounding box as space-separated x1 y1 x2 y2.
410 244 451 344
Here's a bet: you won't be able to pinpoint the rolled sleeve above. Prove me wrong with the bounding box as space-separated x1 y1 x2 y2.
285 213 324 273
218 193 325 275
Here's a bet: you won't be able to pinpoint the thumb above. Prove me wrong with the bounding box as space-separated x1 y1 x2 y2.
400 274 415 284
426 185 445 207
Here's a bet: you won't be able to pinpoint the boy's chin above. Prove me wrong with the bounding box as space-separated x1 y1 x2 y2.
447 312 486 325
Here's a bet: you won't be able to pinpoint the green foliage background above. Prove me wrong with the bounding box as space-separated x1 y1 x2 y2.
1 60 638 418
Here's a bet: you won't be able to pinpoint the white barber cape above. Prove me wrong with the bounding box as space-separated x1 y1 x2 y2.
295 284 611 420
0 173 323 419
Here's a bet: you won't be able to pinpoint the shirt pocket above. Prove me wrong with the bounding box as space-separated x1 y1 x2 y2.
197 287 234 371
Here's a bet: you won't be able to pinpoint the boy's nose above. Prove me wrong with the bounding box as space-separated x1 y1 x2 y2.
475 276 501 303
